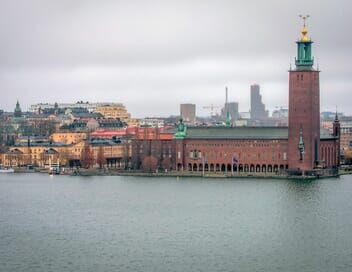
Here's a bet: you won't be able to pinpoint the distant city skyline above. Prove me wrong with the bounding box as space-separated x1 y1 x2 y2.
0 0 351 117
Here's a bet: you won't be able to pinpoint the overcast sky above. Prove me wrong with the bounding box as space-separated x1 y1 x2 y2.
0 0 351 117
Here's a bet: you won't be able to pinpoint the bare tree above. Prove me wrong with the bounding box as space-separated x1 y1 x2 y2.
161 157 171 171
142 155 158 172
59 149 71 167
97 146 105 169
80 142 94 168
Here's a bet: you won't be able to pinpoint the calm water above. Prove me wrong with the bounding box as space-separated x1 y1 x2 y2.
1 174 352 272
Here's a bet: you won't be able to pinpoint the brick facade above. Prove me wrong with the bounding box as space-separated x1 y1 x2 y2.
175 138 289 174
288 70 320 171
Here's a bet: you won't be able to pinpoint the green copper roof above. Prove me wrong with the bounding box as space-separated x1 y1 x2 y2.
185 127 289 140
182 127 337 141
320 128 337 140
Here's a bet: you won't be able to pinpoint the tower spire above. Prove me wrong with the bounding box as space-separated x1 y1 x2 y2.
299 14 310 27
295 15 314 70
288 15 321 172
299 14 310 41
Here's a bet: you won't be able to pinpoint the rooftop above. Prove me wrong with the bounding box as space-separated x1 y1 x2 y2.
183 127 337 140
185 127 289 140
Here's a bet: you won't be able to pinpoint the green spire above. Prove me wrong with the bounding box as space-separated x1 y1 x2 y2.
225 110 231 127
295 15 314 70
298 128 305 161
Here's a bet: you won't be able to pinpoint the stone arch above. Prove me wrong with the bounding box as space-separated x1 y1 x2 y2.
227 164 232 172
233 164 238 172
193 163 198 172
239 164 243 172
177 163 182 171
210 163 215 172
262 164 267 172
215 164 220 172
244 164 249 172
199 163 203 171
273 165 278 173
250 164 255 172
221 164 226 172
204 163 209 171
188 163 192 171
279 164 284 173
268 165 273 172
256 164 261 172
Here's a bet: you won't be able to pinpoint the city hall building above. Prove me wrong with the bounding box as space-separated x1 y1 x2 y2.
170 22 340 176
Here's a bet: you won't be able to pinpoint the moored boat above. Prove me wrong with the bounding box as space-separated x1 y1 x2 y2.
0 167 15 173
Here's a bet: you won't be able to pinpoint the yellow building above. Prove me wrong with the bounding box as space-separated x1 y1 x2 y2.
50 132 87 144
127 118 139 127
1 144 71 168
95 103 130 119
94 103 138 126
0 139 130 169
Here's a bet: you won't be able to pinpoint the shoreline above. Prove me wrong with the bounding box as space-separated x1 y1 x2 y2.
10 167 347 180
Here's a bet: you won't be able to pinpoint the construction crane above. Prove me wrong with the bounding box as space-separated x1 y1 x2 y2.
203 104 221 117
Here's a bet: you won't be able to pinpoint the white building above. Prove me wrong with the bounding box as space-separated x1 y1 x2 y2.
139 118 164 128
29 102 122 113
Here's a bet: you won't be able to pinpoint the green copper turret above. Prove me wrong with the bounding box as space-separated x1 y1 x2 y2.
174 119 187 139
295 17 314 70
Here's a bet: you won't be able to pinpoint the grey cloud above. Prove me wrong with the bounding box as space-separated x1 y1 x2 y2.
0 0 351 116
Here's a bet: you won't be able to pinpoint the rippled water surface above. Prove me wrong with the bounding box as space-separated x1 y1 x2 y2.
1 174 352 272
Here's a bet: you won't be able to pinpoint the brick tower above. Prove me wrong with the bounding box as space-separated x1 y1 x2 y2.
288 16 320 173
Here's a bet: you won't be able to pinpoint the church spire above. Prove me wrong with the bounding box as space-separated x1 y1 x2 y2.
14 99 22 118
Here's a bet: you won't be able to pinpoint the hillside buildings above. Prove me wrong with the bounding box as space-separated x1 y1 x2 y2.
0 20 342 177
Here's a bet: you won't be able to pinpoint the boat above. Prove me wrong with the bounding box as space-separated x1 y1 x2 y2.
49 166 60 175
0 167 15 173
47 158 60 175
